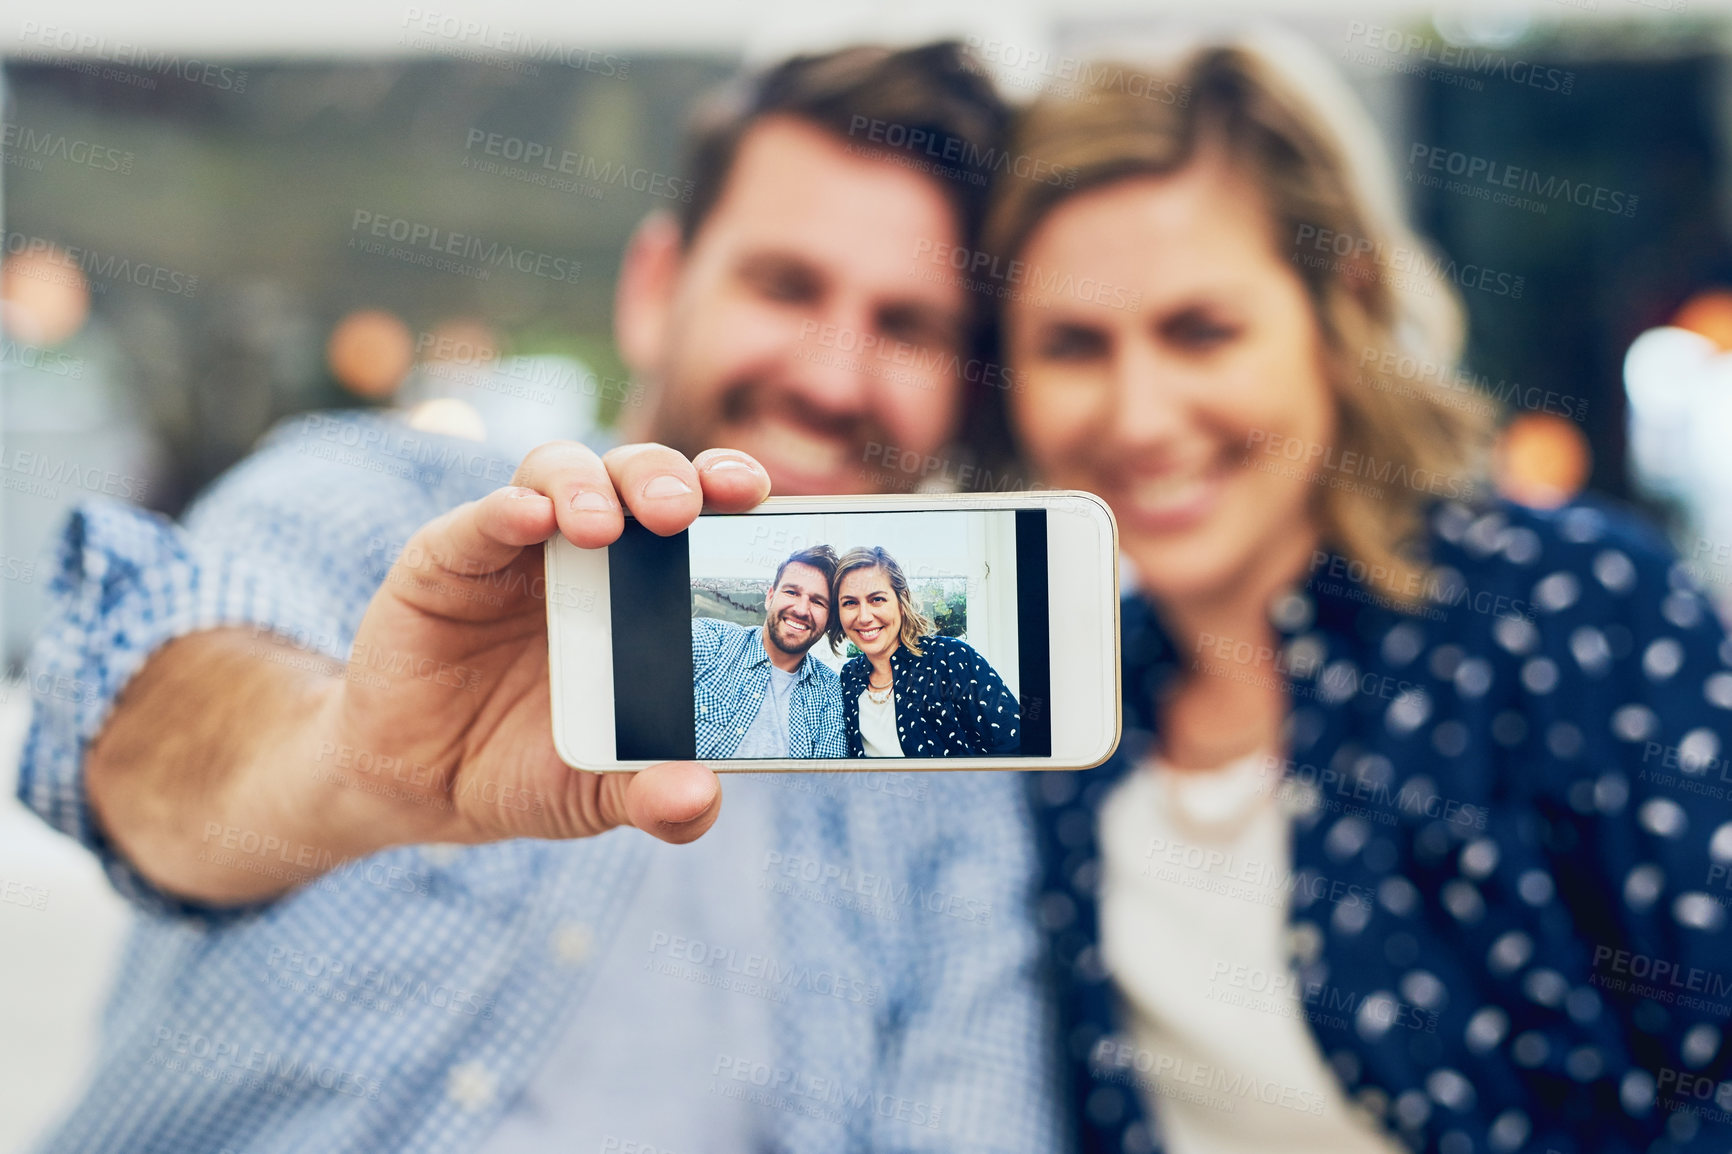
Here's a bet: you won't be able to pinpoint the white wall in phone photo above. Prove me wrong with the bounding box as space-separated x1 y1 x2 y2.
688 510 1021 695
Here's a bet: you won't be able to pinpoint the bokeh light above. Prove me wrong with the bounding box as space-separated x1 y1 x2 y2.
1672 289 1732 351
0 247 92 347
406 397 488 441
1494 413 1592 509
326 309 414 398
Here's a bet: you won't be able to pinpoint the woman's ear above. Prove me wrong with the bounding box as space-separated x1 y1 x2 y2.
614 211 684 387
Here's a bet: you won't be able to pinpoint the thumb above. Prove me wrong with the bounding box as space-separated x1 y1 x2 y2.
599 762 722 844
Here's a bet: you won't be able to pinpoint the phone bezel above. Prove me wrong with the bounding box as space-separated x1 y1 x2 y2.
547 490 1120 772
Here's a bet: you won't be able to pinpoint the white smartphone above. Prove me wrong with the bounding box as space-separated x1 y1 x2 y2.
545 491 1120 772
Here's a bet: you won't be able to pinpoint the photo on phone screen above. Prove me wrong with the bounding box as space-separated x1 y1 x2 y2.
606 509 1052 762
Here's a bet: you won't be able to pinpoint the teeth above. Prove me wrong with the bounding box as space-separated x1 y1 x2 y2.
760 417 848 476
1128 470 1214 513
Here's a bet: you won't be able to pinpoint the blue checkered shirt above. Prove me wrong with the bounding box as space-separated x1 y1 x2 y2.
15 410 1064 1154
692 617 846 759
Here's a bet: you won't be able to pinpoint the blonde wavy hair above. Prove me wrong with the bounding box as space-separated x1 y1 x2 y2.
983 32 1494 605
829 546 936 658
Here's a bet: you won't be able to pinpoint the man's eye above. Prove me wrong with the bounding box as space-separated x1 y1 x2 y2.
878 306 956 349
745 263 820 304
1038 326 1106 361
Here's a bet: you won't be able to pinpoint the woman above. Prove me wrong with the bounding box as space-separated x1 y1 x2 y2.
987 36 1732 1154
831 545 1021 757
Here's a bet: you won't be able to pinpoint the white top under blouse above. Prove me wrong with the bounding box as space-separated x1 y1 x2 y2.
1097 750 1404 1154
857 688 903 757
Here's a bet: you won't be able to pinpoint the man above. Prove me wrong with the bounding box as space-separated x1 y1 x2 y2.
693 545 845 760
18 41 1059 1154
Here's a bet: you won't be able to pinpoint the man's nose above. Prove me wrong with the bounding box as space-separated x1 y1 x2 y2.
788 303 877 415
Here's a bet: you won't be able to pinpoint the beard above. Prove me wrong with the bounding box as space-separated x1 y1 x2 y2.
766 608 822 657
648 376 896 496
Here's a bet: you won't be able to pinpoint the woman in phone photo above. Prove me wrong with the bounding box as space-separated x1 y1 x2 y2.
986 33 1732 1154
832 545 1022 757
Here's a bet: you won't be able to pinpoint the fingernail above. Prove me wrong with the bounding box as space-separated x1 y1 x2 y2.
703 458 757 474
570 490 615 513
642 474 694 499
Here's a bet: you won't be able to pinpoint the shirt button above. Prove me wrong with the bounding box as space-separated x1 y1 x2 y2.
420 844 463 867
551 921 595 965
446 1061 498 1111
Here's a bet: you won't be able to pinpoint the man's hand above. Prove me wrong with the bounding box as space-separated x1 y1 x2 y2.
85 442 770 906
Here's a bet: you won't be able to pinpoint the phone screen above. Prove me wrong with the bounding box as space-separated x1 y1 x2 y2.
607 508 1052 762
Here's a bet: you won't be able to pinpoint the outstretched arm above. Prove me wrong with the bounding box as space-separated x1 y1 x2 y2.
79 442 769 907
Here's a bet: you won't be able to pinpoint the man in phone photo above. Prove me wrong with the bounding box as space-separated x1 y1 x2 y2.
18 39 1060 1154
692 545 845 759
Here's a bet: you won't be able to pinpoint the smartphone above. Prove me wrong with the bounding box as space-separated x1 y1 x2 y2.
546 491 1120 772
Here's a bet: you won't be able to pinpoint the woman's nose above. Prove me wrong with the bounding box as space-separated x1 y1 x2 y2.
1106 344 1194 450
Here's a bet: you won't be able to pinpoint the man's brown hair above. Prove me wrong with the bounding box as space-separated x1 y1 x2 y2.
676 41 1009 250
773 544 839 594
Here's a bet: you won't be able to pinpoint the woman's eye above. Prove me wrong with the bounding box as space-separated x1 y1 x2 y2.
1165 313 1239 351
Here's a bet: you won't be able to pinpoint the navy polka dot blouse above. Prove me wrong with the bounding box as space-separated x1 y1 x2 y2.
840 634 1021 757
1033 498 1732 1154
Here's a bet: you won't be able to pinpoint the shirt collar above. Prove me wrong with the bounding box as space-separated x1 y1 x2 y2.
752 625 821 682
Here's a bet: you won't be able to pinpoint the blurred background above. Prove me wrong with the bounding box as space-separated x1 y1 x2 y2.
2 0 1731 1148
